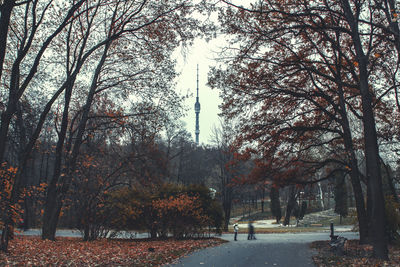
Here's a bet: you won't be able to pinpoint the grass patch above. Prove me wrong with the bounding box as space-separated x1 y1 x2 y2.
315 215 356 227
225 227 333 234
238 212 273 222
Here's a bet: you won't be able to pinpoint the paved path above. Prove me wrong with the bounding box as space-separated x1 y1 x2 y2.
164 231 358 267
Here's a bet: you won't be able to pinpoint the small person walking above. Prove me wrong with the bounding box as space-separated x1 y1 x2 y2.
233 223 239 241
247 221 256 240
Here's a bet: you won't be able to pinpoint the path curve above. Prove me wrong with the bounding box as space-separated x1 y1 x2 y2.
164 231 358 267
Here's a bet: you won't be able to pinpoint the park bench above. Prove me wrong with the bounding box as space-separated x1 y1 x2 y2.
329 236 347 255
328 222 347 255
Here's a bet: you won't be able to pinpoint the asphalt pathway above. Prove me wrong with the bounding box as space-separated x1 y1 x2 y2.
164 231 359 267
16 226 358 267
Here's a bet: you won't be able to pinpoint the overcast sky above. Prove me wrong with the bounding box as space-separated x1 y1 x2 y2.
174 37 224 145
173 0 256 145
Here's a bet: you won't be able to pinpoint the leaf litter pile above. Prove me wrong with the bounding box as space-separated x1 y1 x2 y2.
311 239 400 267
0 236 226 266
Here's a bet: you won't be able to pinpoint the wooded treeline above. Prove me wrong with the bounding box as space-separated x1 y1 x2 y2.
207 0 400 260
2 0 400 261
0 0 223 251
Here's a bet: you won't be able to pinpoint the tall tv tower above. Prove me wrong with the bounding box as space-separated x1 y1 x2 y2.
194 65 200 145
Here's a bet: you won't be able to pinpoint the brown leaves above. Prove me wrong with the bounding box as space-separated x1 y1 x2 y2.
312 240 396 267
0 236 225 266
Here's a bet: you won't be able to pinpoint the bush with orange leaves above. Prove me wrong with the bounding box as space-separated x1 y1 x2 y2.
103 183 223 239
0 162 22 237
152 194 210 238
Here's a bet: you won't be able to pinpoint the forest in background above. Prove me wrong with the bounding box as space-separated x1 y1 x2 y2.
0 0 400 260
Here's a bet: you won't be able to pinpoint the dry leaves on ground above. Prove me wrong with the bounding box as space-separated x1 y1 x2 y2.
311 240 400 267
0 236 226 266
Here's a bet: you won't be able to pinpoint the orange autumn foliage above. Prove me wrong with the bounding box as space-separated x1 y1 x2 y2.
104 184 223 239
0 162 47 229
0 163 19 228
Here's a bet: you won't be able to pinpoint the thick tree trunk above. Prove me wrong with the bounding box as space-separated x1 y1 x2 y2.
42 185 63 240
0 0 14 83
270 186 281 223
83 224 90 241
223 199 231 232
0 0 15 165
0 220 12 252
362 106 388 258
354 38 388 260
283 186 296 226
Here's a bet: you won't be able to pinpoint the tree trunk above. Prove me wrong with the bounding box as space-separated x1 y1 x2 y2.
283 186 296 226
0 221 12 252
318 182 325 210
353 37 388 260
381 159 399 204
341 1 388 257
42 94 71 240
0 0 14 83
334 29 369 244
83 223 90 241
42 185 63 240
261 186 265 213
223 198 232 231
362 104 388 259
42 41 111 240
261 198 264 213
270 186 281 223
342 128 369 244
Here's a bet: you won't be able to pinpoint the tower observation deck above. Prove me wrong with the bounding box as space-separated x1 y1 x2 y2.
194 65 200 145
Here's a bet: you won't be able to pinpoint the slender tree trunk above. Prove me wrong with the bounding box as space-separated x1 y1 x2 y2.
261 186 265 213
342 126 369 243
381 159 399 204
42 82 73 240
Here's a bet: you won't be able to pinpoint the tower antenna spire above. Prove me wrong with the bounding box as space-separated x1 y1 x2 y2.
194 65 201 145
197 65 199 98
